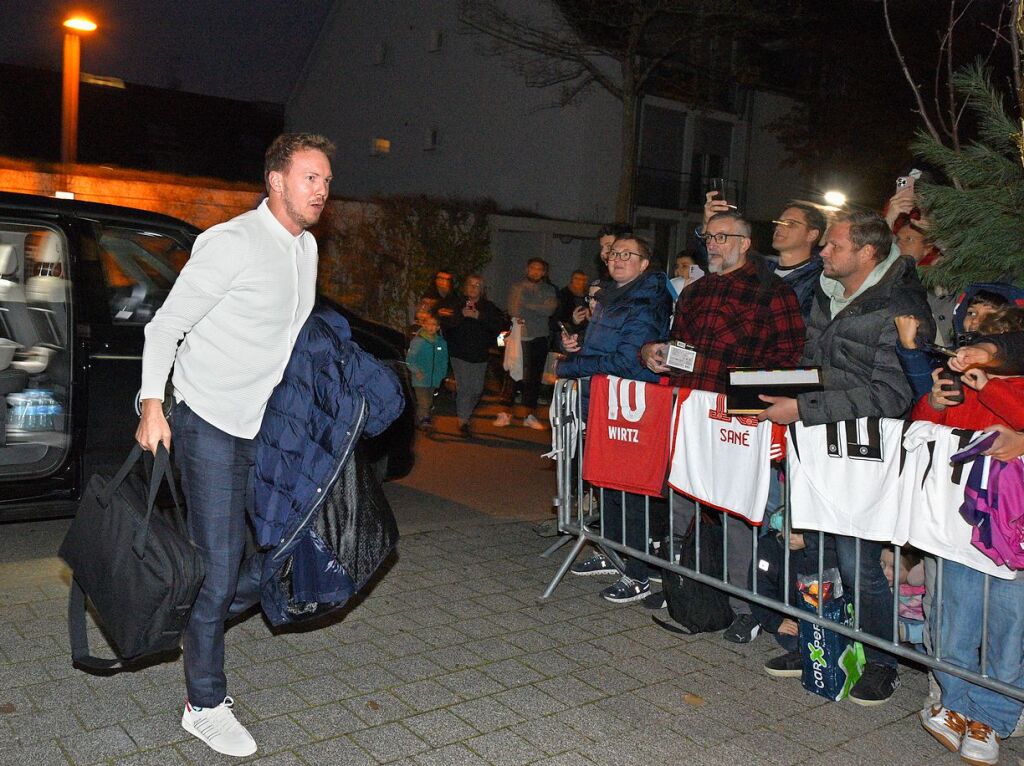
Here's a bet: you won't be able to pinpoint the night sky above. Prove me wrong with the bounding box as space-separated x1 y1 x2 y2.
0 0 334 103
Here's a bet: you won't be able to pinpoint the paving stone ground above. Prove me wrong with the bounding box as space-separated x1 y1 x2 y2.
2 417 1023 765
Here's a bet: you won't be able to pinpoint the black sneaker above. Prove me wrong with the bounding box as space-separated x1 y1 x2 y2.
458 423 472 439
764 650 803 678
600 576 650 604
570 553 618 577
848 663 900 706
641 590 667 610
722 613 761 644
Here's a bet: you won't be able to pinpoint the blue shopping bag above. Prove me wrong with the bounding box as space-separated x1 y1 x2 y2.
797 569 865 701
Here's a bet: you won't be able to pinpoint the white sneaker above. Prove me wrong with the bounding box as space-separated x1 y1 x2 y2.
919 704 967 752
181 697 257 757
523 414 546 430
493 412 511 427
960 720 999 766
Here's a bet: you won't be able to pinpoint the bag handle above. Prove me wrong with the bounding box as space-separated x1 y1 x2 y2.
97 444 145 507
67 578 124 671
132 443 178 559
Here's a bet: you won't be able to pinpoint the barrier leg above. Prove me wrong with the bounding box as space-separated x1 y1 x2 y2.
539 533 589 601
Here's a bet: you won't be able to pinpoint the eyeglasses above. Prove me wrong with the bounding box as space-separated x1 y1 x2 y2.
772 219 809 229
697 232 748 245
607 250 643 262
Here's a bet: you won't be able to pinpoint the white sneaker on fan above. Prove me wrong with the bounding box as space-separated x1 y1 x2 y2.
181 696 257 757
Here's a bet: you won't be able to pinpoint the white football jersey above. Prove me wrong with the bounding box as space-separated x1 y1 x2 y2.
668 389 784 524
896 421 1015 580
787 417 908 541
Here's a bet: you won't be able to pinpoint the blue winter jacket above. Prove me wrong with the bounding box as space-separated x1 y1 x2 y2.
557 270 671 384
253 304 405 625
767 253 823 323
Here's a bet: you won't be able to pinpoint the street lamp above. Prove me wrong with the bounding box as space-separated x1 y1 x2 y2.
61 15 97 164
823 190 847 208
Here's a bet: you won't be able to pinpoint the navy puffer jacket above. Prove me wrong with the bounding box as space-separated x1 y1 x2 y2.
253 305 404 549
556 270 671 383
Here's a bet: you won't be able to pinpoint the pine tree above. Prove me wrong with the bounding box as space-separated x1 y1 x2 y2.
911 64 1024 293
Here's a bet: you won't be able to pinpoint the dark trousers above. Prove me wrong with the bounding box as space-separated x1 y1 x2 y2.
804 532 895 667
602 490 667 581
751 535 837 652
173 402 259 707
520 337 549 411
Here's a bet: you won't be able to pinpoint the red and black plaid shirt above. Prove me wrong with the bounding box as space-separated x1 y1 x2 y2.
664 258 805 392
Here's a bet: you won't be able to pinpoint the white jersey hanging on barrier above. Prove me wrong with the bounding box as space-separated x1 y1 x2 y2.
896 421 1015 580
787 417 909 540
667 389 784 524
582 375 674 497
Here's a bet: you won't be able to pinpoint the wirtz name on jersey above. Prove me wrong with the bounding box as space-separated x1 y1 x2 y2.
607 426 640 443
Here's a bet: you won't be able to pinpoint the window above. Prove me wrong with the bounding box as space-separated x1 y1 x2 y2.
95 227 190 324
427 29 443 52
637 105 687 209
423 127 439 151
0 222 72 477
371 137 392 157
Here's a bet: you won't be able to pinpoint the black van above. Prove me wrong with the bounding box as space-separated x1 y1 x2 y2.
0 192 413 521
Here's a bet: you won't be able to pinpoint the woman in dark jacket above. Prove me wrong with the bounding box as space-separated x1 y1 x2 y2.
556 235 672 605
441 274 508 437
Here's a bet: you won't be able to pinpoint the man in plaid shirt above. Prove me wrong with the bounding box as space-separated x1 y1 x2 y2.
640 210 804 643
641 211 805 391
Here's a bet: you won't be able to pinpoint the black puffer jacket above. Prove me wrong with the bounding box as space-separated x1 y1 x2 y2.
441 296 508 363
798 255 935 426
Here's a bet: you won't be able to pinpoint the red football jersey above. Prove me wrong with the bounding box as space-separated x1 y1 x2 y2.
582 375 674 497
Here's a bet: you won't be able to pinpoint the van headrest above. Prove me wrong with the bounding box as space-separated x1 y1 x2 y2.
25 231 63 265
0 244 14 275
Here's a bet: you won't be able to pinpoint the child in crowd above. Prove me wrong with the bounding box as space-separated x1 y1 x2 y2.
753 510 838 677
880 546 926 652
406 314 448 429
911 306 1024 766
895 289 1012 400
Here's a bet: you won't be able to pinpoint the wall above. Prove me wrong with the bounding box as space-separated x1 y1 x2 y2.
288 0 622 224
0 158 264 230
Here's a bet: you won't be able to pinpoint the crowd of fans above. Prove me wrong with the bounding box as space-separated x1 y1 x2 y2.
406 179 1023 765
557 185 1019 766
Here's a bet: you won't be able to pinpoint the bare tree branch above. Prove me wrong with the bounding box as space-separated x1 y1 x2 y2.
883 0 945 144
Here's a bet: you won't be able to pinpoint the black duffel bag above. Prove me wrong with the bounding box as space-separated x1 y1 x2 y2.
653 515 735 635
58 444 204 671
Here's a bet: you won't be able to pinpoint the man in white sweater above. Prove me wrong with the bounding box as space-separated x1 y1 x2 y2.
136 133 334 758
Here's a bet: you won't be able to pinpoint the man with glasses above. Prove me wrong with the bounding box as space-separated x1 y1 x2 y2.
702 192 824 322
640 210 804 641
769 203 826 321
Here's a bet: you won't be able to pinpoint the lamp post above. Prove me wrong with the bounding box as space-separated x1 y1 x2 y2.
61 16 97 165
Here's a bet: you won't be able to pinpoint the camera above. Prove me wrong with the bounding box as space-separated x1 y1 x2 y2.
953 330 980 349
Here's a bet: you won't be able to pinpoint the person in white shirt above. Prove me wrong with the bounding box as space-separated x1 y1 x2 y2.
135 133 334 758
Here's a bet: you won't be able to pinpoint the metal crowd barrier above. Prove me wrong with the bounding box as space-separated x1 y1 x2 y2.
541 378 1024 703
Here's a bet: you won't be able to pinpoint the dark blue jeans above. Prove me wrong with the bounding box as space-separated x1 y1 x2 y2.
805 532 895 668
172 402 259 707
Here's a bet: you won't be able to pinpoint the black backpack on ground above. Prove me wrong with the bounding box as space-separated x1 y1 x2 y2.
58 444 204 671
653 515 735 635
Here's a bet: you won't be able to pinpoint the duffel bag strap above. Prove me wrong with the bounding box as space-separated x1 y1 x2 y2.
132 443 181 558
67 578 123 671
97 444 145 508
